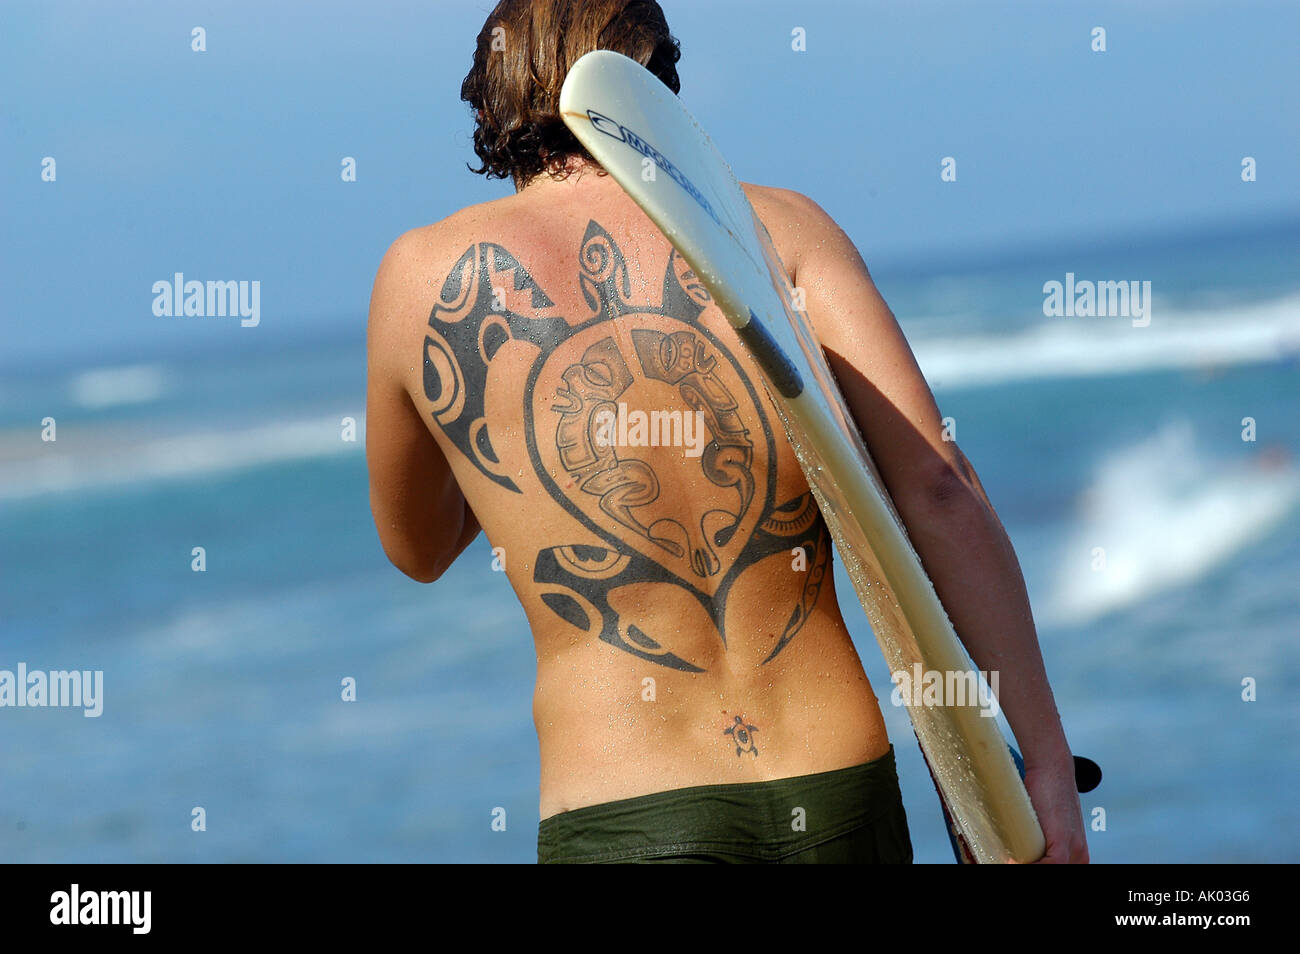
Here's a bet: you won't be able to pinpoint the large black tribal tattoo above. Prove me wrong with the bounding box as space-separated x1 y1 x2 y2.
421 221 829 672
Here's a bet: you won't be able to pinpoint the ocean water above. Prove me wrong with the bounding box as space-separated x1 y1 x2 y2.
1 220 1297 863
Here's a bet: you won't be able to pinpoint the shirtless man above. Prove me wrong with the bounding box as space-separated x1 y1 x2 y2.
366 0 1088 863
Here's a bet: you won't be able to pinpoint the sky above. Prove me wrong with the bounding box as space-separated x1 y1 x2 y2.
2 0 1297 368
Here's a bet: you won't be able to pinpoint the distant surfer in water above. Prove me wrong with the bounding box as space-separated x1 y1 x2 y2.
366 0 1088 863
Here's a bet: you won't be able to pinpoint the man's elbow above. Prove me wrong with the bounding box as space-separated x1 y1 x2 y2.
897 459 987 518
926 466 975 507
398 560 443 584
393 554 447 584
379 538 449 583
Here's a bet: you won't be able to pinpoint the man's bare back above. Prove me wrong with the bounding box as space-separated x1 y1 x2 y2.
369 169 890 818
367 0 1086 863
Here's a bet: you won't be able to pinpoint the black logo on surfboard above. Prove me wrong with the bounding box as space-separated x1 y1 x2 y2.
586 108 722 228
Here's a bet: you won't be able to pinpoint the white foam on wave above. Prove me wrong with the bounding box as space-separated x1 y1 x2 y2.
911 291 1300 390
0 415 364 501
1041 421 1300 626
69 364 169 408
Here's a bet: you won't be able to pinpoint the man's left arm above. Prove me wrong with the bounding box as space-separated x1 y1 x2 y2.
773 189 1088 863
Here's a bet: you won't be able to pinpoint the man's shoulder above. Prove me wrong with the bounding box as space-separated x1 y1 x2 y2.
741 183 832 222
368 196 522 351
380 195 519 270
740 183 843 280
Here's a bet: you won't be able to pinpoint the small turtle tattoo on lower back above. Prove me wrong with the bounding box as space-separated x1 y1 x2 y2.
724 715 759 758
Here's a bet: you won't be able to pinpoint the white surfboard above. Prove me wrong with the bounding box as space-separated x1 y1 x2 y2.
561 50 1044 863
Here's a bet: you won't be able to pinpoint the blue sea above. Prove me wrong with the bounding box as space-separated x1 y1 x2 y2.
2 219 1297 863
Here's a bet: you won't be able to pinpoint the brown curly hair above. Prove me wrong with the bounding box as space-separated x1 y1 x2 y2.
461 0 681 188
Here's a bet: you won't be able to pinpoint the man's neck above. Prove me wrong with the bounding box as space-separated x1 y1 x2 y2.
515 155 610 196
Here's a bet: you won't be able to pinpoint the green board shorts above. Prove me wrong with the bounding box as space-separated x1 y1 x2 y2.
537 745 912 864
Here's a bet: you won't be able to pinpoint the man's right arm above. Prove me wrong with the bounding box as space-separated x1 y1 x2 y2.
763 188 1087 863
366 230 481 583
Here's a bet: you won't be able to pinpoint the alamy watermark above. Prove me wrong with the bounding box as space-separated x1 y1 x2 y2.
152 272 260 327
50 884 150 934
593 402 707 458
0 663 103 717
1043 272 1151 327
890 664 1001 718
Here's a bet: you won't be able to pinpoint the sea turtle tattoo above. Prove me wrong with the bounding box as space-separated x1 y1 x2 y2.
421 219 830 672
724 715 760 758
